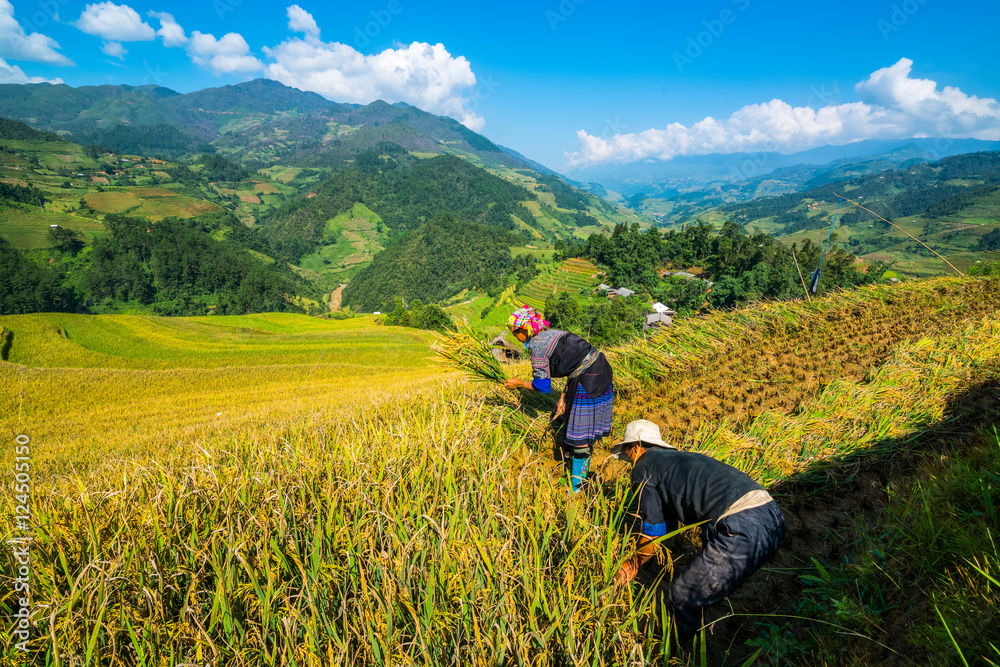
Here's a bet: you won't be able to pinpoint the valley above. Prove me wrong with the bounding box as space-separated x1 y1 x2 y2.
3 75 1000 665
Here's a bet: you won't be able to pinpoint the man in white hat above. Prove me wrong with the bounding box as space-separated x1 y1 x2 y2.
611 419 785 638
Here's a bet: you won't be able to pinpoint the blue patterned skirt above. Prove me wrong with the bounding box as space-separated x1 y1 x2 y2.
563 382 614 449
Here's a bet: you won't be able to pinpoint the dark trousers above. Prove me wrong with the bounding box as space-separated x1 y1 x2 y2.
666 501 785 637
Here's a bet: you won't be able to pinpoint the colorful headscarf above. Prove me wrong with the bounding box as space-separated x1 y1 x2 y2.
507 306 549 336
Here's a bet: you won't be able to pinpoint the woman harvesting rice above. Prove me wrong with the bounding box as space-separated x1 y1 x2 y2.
503 306 614 493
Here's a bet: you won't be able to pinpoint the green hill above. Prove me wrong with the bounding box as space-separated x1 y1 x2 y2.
174 78 341 115
0 117 64 142
341 214 521 312
0 210 320 316
82 123 211 159
259 154 537 265
0 81 517 168
714 151 1000 276
0 81 644 306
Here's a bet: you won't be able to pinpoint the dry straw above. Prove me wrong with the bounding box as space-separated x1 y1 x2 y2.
3 276 1000 664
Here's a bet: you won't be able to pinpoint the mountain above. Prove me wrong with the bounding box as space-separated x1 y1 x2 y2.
0 79 649 314
0 80 338 140
0 80 635 226
0 80 524 168
0 82 214 141
568 138 1000 200
584 140 1000 227
173 78 343 115
715 151 1000 277
499 144 563 177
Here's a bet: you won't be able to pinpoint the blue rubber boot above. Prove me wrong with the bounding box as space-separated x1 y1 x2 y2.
570 455 590 494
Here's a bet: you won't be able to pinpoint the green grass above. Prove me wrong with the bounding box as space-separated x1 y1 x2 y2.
511 245 553 261
0 205 105 249
258 166 303 183
297 203 389 286
0 138 99 169
443 292 488 321
246 248 276 264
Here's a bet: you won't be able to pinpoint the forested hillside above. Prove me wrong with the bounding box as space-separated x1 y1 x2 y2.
695 151 1000 276
0 117 64 142
0 236 76 313
558 221 879 310
0 100 621 317
722 151 1000 233
82 123 213 159
342 214 521 312
0 82 524 168
261 155 537 261
0 211 317 316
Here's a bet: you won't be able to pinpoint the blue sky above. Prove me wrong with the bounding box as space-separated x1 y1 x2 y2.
2 0 999 171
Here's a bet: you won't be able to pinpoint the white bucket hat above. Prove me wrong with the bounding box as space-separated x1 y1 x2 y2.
609 419 675 460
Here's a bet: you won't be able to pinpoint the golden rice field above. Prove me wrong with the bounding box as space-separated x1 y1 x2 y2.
0 313 440 472
84 191 220 221
253 183 281 195
2 277 999 665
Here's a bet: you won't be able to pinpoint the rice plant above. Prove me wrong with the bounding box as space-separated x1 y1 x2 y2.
3 275 1000 665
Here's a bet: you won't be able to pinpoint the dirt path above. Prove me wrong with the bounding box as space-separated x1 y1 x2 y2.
329 284 346 311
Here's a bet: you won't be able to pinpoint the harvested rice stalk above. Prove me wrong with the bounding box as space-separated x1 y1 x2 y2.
432 319 508 384
433 319 557 434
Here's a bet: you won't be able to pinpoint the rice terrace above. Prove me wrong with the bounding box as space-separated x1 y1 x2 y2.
2 273 999 665
3 2 1000 664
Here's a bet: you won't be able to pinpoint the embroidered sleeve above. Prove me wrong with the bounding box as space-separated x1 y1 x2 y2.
530 333 553 380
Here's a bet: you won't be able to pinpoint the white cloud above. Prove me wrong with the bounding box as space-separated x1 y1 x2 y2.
565 58 1000 169
148 11 187 47
101 41 126 59
263 7 483 130
0 56 64 84
854 58 1000 136
189 31 263 74
0 0 72 65
75 2 155 41
286 5 319 40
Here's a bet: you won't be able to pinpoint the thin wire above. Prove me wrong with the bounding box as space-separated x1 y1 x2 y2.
834 192 964 277
813 197 844 289
791 249 811 302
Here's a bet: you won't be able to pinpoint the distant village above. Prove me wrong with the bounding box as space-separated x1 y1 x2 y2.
599 269 714 331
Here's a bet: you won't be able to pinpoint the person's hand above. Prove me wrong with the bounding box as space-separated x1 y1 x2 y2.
616 558 639 585
503 378 523 390
554 394 566 418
